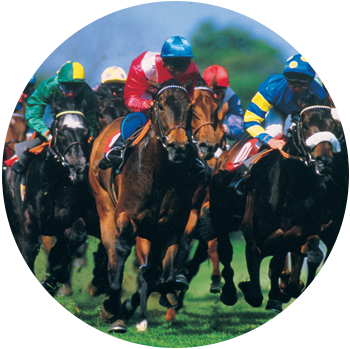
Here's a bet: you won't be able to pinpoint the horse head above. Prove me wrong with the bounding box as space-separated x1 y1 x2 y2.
98 98 129 130
50 100 90 183
296 92 341 176
150 79 193 163
191 76 220 160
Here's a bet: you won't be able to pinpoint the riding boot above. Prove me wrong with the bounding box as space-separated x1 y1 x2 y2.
187 157 207 179
228 172 246 195
98 135 124 170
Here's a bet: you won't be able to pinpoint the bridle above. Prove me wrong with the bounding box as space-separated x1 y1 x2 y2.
191 86 217 139
150 85 191 151
48 110 87 168
289 105 340 168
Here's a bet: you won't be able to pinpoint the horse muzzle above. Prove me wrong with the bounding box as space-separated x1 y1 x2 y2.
167 142 191 163
314 155 334 176
196 141 219 161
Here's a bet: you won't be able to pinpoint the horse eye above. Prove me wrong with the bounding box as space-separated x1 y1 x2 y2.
158 103 164 111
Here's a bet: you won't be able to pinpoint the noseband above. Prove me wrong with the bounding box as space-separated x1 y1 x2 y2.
49 110 87 167
150 85 190 150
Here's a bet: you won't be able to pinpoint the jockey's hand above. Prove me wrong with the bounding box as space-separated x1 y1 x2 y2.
142 100 153 110
223 124 229 134
267 138 286 150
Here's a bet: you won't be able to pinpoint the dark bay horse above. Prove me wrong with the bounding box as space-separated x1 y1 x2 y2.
89 79 196 332
22 100 101 295
95 84 130 131
281 81 350 323
210 92 342 311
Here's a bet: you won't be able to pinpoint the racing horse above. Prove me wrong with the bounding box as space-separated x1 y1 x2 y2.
280 81 350 323
210 92 341 311
89 79 196 333
95 84 130 131
22 99 101 295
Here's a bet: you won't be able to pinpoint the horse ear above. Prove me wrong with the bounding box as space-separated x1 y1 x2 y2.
147 79 160 90
209 76 217 90
184 79 192 92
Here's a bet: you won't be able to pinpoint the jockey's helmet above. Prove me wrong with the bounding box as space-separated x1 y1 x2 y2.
329 50 350 73
203 65 230 87
101 66 127 84
57 61 85 83
11 67 36 85
161 36 196 58
283 54 315 79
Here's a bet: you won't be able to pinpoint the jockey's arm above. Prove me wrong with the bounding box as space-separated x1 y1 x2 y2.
25 85 50 138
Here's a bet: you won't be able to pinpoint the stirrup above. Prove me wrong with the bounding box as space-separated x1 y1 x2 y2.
98 148 123 170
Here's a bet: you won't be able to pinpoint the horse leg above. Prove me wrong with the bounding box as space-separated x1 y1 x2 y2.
159 244 179 309
286 252 305 299
279 254 292 303
217 232 237 306
88 241 110 297
266 253 287 313
42 218 88 295
207 238 222 293
303 235 324 289
21 211 41 327
238 240 263 307
103 212 133 333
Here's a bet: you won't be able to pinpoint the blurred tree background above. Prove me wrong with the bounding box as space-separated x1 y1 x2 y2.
191 22 284 111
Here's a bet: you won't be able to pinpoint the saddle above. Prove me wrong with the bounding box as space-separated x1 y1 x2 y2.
225 134 286 193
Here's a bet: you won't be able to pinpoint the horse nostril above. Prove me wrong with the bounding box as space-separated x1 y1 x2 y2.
316 156 333 167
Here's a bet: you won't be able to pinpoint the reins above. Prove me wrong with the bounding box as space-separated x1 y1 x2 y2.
49 110 87 167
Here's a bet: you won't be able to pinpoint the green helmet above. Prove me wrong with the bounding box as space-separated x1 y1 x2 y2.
57 61 85 83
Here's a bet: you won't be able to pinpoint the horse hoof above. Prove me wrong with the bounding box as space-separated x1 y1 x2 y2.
11 285 22 297
165 308 176 322
332 282 349 301
238 281 263 308
220 288 238 306
57 284 73 297
210 280 222 294
294 301 312 322
21 286 40 303
265 300 283 313
175 274 189 291
122 299 136 320
136 319 148 332
100 304 116 324
108 319 127 333
159 293 178 308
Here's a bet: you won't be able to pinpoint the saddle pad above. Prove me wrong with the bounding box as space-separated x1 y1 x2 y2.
121 112 148 142
226 138 260 172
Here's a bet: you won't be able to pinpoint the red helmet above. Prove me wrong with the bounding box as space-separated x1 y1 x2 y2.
202 65 230 87
329 50 350 73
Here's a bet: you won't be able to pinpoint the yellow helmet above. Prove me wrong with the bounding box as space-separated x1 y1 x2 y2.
101 66 127 84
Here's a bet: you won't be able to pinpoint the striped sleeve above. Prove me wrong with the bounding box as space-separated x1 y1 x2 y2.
244 91 274 143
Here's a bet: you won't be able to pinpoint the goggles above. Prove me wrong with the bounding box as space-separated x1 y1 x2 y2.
285 78 311 89
59 83 83 94
163 58 191 71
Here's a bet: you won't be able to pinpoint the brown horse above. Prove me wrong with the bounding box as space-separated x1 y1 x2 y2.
210 92 342 311
89 79 197 333
280 81 350 323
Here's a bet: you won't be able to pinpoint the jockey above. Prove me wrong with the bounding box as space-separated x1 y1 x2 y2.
93 66 128 99
25 61 99 141
244 54 328 150
9 67 36 113
202 65 244 144
99 36 200 170
1 79 12 127
316 50 350 89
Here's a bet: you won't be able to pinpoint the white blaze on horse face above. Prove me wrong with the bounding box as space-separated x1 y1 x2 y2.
62 115 85 129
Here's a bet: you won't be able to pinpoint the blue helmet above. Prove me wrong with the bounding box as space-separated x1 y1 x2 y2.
161 36 196 58
283 54 315 78
11 67 36 84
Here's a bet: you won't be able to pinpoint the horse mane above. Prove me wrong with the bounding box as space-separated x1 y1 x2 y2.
298 89 331 110
195 75 208 87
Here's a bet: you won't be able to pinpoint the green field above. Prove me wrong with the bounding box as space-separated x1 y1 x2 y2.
1 234 350 349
